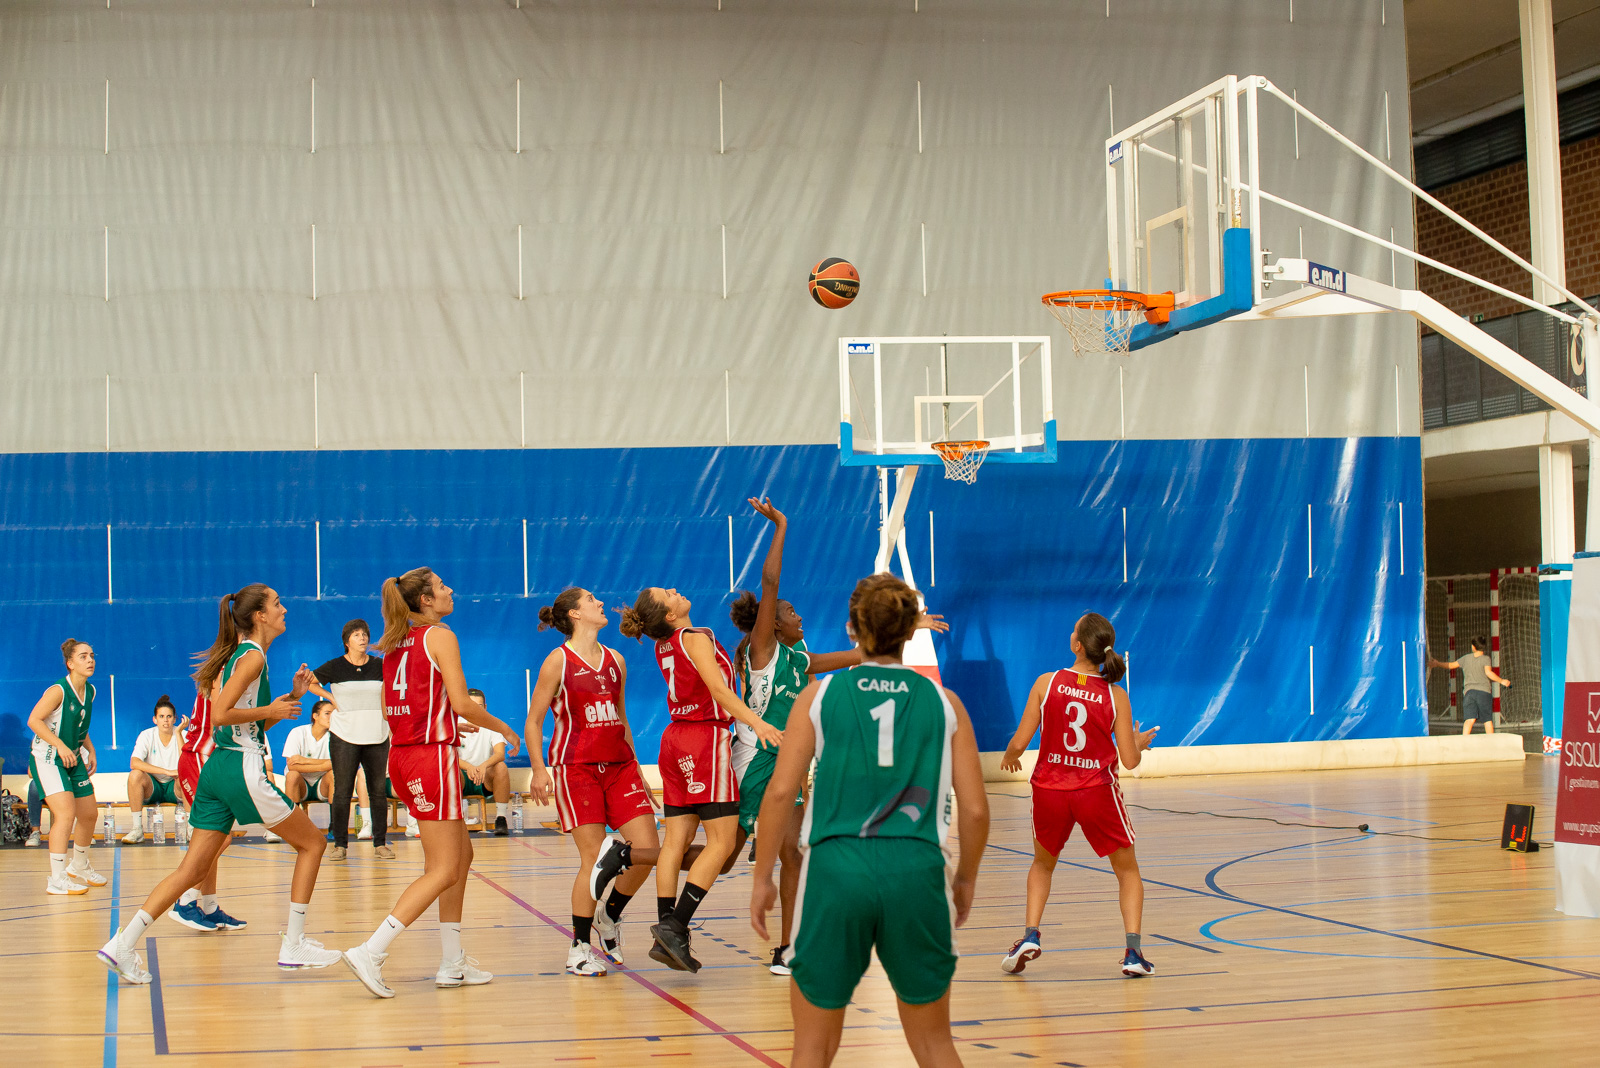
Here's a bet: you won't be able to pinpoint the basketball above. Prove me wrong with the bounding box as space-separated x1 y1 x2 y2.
809 257 860 308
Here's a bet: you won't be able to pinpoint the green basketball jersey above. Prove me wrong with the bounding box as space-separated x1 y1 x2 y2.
212 639 272 754
737 638 810 752
39 677 94 755
802 662 955 849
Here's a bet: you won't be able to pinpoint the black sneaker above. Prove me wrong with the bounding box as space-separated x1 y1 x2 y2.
648 916 700 973
769 944 791 976
588 837 632 902
494 816 509 837
747 833 758 862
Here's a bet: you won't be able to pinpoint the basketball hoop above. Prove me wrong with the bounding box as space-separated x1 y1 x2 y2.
931 440 989 484
1041 289 1176 355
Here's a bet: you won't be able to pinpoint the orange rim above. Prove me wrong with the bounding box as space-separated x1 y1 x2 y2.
931 440 989 459
1041 288 1176 325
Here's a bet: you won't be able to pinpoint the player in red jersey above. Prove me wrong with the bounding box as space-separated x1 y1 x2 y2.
342 567 523 999
999 612 1159 978
524 587 707 977
619 586 782 972
164 686 248 932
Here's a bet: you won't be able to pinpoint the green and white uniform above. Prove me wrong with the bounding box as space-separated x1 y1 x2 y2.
189 640 295 833
29 677 96 799
734 638 808 834
789 662 957 1010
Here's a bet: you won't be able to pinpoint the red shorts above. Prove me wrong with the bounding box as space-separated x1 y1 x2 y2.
658 721 737 809
177 749 205 808
389 743 464 822
552 760 656 834
1032 781 1135 858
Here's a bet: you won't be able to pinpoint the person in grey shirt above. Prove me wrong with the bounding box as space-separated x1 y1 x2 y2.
1431 636 1511 734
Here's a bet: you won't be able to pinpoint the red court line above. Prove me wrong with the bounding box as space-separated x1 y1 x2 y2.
471 870 784 1068
963 989 1600 1043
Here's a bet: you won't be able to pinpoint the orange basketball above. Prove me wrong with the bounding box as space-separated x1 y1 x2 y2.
809 257 860 309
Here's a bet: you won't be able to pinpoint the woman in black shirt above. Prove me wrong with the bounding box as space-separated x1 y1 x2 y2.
309 619 392 860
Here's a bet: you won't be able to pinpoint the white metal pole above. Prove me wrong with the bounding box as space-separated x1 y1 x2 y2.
106 525 113 602
110 674 118 749
1520 0 1566 306
516 79 521 153
1010 341 1022 452
522 518 529 596
518 223 523 299
104 373 111 451
727 516 735 591
315 521 322 599
310 78 316 153
1246 79 1263 302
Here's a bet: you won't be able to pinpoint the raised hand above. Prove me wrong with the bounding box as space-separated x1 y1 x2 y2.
1136 721 1159 751
916 612 949 634
748 496 787 527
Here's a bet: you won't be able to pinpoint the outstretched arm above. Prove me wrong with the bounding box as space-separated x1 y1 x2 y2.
683 631 782 747
1110 685 1158 770
747 497 787 672
945 690 989 928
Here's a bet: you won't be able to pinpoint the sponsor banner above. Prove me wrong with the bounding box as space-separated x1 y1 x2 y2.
1555 682 1600 845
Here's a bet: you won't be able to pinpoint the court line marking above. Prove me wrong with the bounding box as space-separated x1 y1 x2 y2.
147 938 169 1055
471 869 784 1067
103 847 122 1068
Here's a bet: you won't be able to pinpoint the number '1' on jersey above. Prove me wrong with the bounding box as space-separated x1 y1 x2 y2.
1033 669 1119 790
802 663 955 850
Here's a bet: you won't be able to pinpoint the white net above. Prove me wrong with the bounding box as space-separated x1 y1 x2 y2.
933 440 988 484
1045 299 1143 355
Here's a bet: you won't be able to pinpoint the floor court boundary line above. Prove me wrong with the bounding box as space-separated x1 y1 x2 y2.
985 840 1600 981
471 869 785 1067
104 847 122 1068
147 938 168 1055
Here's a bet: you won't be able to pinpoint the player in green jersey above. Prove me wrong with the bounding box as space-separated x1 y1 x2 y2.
27 638 106 896
99 584 347 985
752 573 988 1068
730 498 947 974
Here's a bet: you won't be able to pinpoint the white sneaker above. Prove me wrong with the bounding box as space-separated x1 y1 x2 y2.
406 819 421 838
121 827 145 844
593 909 624 965
25 831 41 847
263 829 283 843
277 934 341 969
436 955 493 987
98 937 152 984
46 875 88 896
565 941 609 977
342 944 394 998
356 822 373 841
66 864 108 887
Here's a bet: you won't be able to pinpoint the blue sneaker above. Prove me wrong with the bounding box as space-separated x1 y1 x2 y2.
206 906 248 931
168 901 220 932
1120 948 1154 977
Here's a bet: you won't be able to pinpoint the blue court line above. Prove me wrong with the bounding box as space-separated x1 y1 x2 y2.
147 939 168 1056
103 848 122 1068
1149 932 1222 954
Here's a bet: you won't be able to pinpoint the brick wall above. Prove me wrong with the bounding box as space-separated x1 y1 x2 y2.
1416 133 1600 319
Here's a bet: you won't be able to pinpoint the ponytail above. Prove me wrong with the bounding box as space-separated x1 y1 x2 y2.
1075 612 1126 684
60 638 83 666
192 583 270 691
619 589 673 642
378 568 435 654
538 587 585 638
729 590 759 671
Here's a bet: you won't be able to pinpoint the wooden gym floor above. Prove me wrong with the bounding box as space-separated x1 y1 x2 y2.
2 757 1594 1067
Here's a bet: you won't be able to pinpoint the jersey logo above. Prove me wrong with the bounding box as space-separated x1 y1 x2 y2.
677 755 705 795
860 785 931 837
857 678 910 694
584 700 621 726
406 778 436 813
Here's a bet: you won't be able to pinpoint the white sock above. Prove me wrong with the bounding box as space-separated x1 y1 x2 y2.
287 902 308 943
496 802 508 818
200 895 218 915
49 853 66 879
69 845 88 870
179 889 199 906
366 914 406 955
121 909 153 949
440 921 462 962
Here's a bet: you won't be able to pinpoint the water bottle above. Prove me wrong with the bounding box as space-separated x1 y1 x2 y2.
152 811 164 844
511 793 523 833
176 809 189 847
101 803 115 844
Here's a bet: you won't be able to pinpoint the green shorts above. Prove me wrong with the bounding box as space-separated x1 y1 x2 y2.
143 778 180 806
790 837 955 1010
737 748 803 835
460 773 489 798
189 748 295 833
29 748 95 799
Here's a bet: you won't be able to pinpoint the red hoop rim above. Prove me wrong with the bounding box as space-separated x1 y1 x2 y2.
1041 288 1176 325
931 439 989 458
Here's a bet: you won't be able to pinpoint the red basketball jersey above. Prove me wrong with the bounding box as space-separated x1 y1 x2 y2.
548 644 633 765
181 691 215 759
655 627 735 724
384 624 459 747
1032 669 1120 790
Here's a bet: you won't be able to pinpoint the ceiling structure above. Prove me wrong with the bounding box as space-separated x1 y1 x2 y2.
1407 0 1600 140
